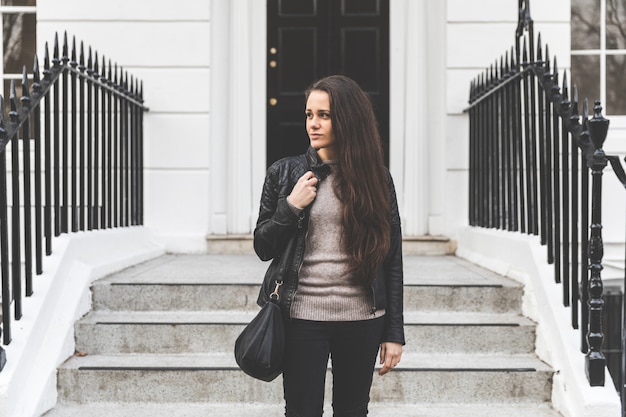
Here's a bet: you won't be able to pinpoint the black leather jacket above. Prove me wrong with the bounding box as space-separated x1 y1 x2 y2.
253 146 405 345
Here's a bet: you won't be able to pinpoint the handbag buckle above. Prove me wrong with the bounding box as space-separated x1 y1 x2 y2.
270 280 283 300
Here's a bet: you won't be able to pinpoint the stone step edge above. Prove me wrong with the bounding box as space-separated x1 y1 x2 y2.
79 310 536 326
206 234 457 256
94 277 521 288
60 353 553 372
44 402 562 417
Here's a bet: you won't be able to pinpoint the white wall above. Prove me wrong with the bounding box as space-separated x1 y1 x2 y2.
37 0 212 252
444 0 572 241
37 0 625 257
36 0 446 249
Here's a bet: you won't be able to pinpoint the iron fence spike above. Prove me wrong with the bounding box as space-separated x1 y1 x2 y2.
21 66 28 89
21 66 30 107
572 84 579 115
71 36 77 65
62 32 69 62
553 56 558 74
504 51 511 74
43 43 50 70
9 80 17 118
53 33 60 65
79 42 85 70
93 52 99 77
88 46 94 74
510 46 516 69
33 56 40 83
99 56 104 79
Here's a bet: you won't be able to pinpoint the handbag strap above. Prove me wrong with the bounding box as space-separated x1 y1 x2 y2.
269 234 296 302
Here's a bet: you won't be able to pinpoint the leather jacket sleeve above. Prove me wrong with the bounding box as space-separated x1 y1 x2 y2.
253 160 304 261
380 172 405 345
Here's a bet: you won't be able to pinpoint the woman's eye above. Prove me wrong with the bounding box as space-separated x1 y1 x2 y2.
305 113 313 118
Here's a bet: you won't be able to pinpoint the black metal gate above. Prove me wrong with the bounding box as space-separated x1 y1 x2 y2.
466 0 626 407
0 32 147 371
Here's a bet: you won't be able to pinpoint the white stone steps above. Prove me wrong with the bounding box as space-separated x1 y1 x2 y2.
60 351 552 371
93 280 523 313
43 402 563 417
56 353 553 404
92 255 523 314
75 310 536 355
42 254 563 416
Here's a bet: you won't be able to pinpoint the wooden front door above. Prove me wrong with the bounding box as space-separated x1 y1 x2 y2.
266 0 390 167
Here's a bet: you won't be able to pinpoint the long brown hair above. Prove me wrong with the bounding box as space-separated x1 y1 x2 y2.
306 75 391 284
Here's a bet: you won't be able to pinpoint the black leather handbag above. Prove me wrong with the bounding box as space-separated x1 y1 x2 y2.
234 278 285 382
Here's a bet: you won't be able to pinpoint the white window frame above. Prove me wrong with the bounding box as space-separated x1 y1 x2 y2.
0 4 37 97
571 0 626 128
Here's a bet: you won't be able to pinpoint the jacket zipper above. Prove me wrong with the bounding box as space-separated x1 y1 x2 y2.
370 284 377 315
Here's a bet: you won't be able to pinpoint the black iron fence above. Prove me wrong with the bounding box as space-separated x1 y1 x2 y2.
0 32 147 370
466 0 626 404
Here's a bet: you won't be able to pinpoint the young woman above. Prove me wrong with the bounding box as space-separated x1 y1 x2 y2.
254 75 404 417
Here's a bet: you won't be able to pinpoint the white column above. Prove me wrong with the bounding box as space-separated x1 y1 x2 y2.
425 0 446 235
209 0 230 234
390 0 428 235
390 0 446 236
227 0 253 234
249 0 267 232
209 0 266 235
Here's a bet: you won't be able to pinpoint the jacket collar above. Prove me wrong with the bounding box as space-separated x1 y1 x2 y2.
305 146 331 181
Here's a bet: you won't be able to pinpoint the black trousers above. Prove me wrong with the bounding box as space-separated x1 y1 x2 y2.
282 316 385 417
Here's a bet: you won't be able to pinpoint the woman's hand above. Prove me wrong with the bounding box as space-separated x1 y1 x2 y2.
287 171 318 209
378 342 402 375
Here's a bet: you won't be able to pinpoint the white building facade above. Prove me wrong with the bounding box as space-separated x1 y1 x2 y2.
31 0 585 254
29 0 625 262
0 1 621 416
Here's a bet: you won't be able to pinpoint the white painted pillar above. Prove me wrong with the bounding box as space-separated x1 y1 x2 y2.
390 0 446 236
209 0 266 235
425 0 447 235
209 0 230 234
390 0 428 236
226 0 253 234
249 1 268 233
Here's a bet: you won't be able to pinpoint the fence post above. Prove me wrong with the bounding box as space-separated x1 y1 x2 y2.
586 100 610 386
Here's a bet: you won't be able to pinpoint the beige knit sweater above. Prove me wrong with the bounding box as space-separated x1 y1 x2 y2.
289 163 384 321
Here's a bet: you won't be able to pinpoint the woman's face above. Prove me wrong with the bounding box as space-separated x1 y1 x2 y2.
306 90 337 161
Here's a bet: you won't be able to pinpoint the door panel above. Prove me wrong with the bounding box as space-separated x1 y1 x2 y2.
267 0 389 167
